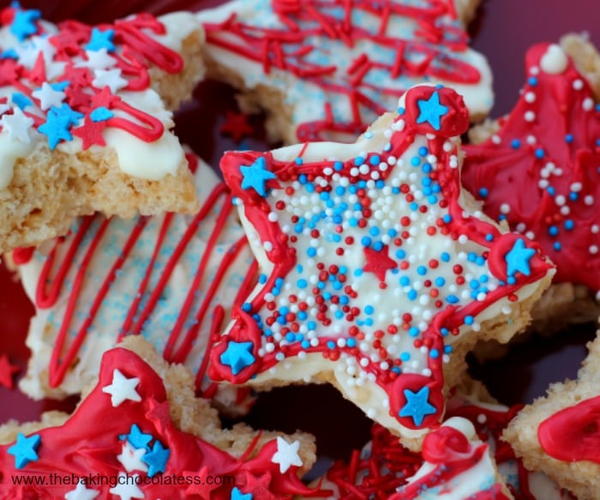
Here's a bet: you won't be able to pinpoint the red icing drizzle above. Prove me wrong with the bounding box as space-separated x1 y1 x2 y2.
211 85 552 431
202 0 482 141
0 6 189 146
15 156 257 396
538 394 600 464
463 43 600 291
0 347 326 499
390 425 511 499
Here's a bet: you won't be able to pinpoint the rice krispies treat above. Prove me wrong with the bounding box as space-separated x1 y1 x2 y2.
503 328 600 500
209 84 554 450
0 335 319 499
196 0 493 144
0 4 206 253
12 153 257 416
464 35 600 331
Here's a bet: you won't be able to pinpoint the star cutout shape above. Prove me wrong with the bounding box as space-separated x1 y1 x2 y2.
7 432 41 469
0 107 34 143
211 85 552 437
399 386 437 426
32 82 66 111
102 369 141 407
505 238 535 277
240 156 277 197
231 486 253 500
363 245 397 282
142 440 170 477
271 437 302 473
37 109 73 149
92 68 127 94
463 42 600 291
76 49 117 70
117 442 148 473
120 424 152 450
65 480 99 500
10 7 41 41
0 354 19 389
220 341 256 375
221 111 254 142
73 115 108 149
416 90 449 131
109 473 144 500
85 28 116 53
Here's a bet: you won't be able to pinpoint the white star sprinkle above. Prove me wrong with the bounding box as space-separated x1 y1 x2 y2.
92 69 127 93
76 49 117 71
271 437 303 473
32 82 66 111
0 104 10 116
15 37 55 69
109 473 144 500
0 108 34 143
117 442 148 473
64 480 99 500
102 369 141 407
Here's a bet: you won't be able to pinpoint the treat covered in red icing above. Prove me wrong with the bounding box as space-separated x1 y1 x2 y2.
463 42 600 292
0 346 325 499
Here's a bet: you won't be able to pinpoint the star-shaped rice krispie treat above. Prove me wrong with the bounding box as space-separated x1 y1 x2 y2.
209 84 554 449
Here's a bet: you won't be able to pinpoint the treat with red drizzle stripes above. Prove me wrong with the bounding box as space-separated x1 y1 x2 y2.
504 325 600 500
210 84 554 448
0 336 324 499
196 0 493 144
463 38 600 327
0 2 206 252
304 384 569 500
13 152 257 414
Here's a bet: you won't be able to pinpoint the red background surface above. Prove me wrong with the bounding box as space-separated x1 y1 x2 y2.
0 0 598 462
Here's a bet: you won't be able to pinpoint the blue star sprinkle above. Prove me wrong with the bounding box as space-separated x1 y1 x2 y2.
416 91 448 130
7 433 41 469
399 386 436 426
38 113 73 150
38 104 83 149
220 341 255 375
85 28 116 52
10 6 41 41
240 156 276 197
231 487 253 500
142 440 170 477
505 238 535 277
120 424 153 451
90 106 114 122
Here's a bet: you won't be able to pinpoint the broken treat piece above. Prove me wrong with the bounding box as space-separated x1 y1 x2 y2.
305 381 567 499
196 0 493 144
463 37 600 330
13 153 256 415
504 326 600 500
0 3 206 252
211 84 553 449
0 336 320 499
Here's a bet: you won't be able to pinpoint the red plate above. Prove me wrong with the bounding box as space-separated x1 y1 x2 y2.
0 0 598 461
